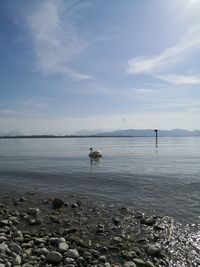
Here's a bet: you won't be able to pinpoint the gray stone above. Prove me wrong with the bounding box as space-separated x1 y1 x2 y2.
124 261 137 267
38 248 49 255
0 243 8 252
99 256 106 263
58 241 69 252
64 257 76 264
133 258 145 266
46 251 62 263
66 249 79 259
0 236 7 242
10 243 22 254
0 220 9 227
147 245 161 255
27 208 40 217
13 255 22 265
22 264 34 267
146 261 156 267
121 251 137 260
89 249 100 257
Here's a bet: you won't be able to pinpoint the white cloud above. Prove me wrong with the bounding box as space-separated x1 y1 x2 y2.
127 25 200 84
157 74 200 85
27 0 91 80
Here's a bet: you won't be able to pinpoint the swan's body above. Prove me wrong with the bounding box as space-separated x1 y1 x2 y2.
89 148 102 158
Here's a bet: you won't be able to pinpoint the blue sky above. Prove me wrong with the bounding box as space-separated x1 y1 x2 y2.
0 0 200 134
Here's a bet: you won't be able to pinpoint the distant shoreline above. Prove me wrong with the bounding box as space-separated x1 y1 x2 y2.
0 135 200 139
1 135 200 139
1 128 200 138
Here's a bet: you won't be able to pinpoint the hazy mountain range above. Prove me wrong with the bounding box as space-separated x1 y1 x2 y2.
95 129 200 137
0 129 200 137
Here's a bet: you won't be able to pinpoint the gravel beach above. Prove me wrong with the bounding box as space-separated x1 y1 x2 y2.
0 189 200 267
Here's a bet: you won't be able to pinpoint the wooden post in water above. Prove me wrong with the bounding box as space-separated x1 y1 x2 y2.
154 129 158 147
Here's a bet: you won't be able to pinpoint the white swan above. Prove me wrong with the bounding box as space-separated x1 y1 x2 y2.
89 147 102 158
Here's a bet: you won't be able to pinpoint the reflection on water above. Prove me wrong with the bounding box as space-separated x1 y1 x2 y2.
90 157 101 170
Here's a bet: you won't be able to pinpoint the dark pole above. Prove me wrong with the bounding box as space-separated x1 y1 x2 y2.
154 129 158 147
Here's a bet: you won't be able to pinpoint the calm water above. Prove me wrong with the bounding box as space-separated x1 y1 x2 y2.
0 137 200 223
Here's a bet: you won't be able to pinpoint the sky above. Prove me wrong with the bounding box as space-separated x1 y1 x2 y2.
0 0 200 135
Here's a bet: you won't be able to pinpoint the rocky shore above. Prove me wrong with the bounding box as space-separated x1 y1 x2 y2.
0 192 199 267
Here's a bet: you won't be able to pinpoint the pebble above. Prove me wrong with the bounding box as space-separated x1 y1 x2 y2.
0 194 197 266
27 208 40 217
64 257 76 264
124 261 137 267
0 220 9 227
66 249 79 259
10 243 22 254
0 236 7 242
133 258 146 266
0 243 8 252
146 261 156 267
46 251 62 263
13 255 22 265
147 244 161 255
52 198 64 209
58 241 69 252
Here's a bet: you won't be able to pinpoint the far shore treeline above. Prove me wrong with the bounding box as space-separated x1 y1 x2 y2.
0 129 200 138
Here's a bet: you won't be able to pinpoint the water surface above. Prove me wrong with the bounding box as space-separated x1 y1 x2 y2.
0 137 200 223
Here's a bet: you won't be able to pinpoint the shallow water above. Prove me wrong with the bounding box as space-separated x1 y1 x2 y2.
0 137 200 223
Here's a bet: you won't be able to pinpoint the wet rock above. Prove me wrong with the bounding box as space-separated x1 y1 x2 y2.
46 251 62 263
52 198 64 209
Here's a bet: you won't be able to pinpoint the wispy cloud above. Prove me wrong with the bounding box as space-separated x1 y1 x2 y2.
127 25 200 84
0 109 14 114
157 74 200 85
27 0 92 80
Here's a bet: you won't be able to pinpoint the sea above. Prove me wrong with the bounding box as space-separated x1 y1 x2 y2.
0 136 200 224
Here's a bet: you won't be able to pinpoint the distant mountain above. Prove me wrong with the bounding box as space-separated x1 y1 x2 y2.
74 129 104 135
95 129 200 137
